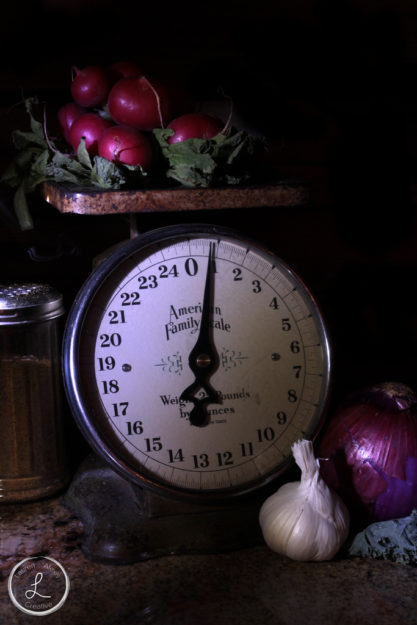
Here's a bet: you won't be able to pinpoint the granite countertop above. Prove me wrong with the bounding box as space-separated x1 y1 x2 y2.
1 494 417 625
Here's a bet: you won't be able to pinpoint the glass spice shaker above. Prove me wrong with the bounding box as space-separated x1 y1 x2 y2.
0 283 69 502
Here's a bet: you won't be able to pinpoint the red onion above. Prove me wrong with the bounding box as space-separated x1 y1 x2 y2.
317 382 417 526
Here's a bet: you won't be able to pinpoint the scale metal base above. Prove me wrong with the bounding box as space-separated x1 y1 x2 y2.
62 454 269 564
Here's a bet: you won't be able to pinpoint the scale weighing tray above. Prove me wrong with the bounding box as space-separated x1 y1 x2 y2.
40 180 308 215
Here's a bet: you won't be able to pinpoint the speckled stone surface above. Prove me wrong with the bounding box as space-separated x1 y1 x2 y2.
40 181 308 215
1 496 417 625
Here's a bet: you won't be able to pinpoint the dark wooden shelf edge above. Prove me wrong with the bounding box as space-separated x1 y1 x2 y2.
40 181 309 215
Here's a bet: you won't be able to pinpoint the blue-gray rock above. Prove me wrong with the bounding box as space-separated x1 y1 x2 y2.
349 509 417 564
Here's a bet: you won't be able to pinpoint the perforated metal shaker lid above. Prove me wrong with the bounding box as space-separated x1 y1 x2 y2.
0 283 64 324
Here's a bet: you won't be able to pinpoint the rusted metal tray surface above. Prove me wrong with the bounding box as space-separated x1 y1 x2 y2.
40 181 308 215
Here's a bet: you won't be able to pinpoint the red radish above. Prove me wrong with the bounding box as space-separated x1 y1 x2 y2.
98 125 153 170
108 60 143 82
166 113 223 144
57 101 86 144
107 76 171 130
69 113 112 155
71 65 111 108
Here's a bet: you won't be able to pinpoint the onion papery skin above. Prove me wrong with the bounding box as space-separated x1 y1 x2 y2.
317 382 417 526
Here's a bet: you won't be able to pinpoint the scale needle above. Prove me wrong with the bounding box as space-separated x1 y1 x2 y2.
180 242 221 426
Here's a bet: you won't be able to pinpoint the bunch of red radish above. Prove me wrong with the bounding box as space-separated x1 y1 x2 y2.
57 61 225 172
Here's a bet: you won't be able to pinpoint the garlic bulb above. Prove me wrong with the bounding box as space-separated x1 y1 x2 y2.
259 439 350 561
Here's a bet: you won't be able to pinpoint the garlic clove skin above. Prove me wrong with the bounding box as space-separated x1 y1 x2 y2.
259 439 350 562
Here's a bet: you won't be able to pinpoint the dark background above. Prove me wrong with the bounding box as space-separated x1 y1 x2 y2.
1 0 417 411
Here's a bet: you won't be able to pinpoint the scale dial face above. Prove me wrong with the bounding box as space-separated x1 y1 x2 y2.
64 224 331 501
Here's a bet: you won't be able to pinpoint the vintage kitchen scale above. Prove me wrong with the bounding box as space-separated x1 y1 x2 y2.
41 181 332 563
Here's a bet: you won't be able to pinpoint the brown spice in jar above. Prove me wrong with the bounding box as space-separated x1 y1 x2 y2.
0 356 68 501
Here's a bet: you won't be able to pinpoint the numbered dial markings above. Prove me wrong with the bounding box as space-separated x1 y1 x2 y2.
68 227 331 499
